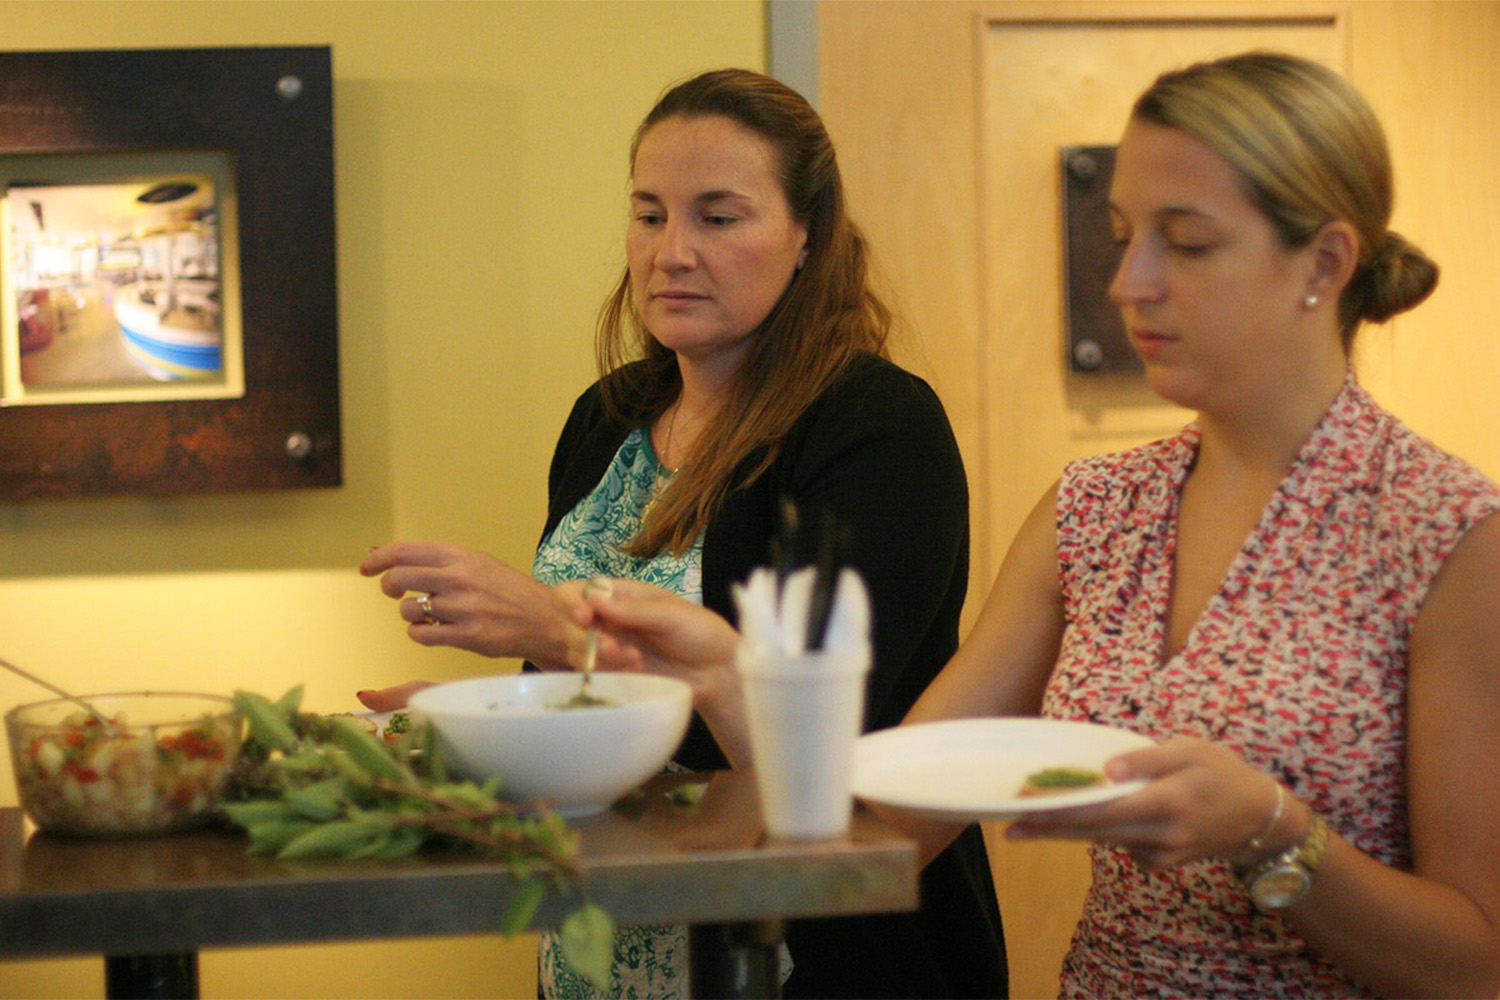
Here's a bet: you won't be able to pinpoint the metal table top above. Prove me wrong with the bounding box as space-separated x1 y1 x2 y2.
1 770 916 961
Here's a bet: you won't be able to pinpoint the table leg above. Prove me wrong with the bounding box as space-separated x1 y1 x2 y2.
689 920 783 999
104 952 199 1000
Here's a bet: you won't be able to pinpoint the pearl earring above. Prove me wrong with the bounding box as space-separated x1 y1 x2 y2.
1304 294 1319 308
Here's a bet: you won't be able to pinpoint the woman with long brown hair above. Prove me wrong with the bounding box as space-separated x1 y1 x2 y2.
360 69 1005 999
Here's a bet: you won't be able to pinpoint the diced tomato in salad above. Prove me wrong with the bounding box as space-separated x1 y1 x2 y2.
13 710 239 836
159 728 227 761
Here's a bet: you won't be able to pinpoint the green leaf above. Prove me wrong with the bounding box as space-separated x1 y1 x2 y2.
344 829 393 860
242 817 321 855
283 782 345 822
388 725 421 759
443 782 501 811
418 728 449 783
529 812 580 856
506 855 542 880
387 793 435 818
558 903 615 992
274 686 305 715
499 878 548 936
222 691 610 944
320 745 373 785
327 715 407 783
220 800 298 828
277 748 339 776
234 690 300 754
665 781 709 810
358 825 427 859
277 818 384 859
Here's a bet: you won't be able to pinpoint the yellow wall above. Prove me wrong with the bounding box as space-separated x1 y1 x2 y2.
0 2 763 997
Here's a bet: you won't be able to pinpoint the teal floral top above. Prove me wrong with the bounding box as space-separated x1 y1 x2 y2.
534 425 703 999
532 426 702 599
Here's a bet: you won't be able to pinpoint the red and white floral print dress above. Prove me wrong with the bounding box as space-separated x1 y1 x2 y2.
1043 376 1500 998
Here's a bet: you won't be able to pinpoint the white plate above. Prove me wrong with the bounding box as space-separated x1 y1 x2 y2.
852 718 1153 821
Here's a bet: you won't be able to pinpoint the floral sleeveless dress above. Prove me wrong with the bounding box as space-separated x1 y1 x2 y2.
532 426 702 999
1043 377 1500 998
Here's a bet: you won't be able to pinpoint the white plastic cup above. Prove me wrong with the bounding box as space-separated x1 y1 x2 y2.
736 641 871 840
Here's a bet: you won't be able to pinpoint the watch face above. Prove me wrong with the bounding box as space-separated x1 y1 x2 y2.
1252 864 1311 909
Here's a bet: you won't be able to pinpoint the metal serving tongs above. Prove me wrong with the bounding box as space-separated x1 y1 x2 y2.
1 653 117 729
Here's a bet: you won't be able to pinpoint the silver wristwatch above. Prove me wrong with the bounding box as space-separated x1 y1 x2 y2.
1243 812 1329 911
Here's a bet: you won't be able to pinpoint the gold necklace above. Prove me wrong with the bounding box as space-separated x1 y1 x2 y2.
658 403 679 473
642 471 673 522
643 406 680 521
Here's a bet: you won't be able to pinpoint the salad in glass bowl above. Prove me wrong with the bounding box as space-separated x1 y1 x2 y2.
6 691 243 837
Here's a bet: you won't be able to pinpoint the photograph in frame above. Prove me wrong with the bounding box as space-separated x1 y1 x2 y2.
1 149 243 407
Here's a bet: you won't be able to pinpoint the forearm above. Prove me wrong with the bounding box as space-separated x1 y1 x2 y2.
1312 511 1500 996
906 485 1067 727
864 800 969 869
519 619 578 672
1288 829 1500 997
691 667 754 770
505 595 583 672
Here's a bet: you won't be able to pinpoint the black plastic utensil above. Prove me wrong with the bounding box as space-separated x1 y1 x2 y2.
803 510 848 651
772 496 802 587
771 497 848 652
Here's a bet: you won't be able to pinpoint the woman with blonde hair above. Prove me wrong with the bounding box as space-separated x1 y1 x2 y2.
575 53 1500 997
360 68 1006 999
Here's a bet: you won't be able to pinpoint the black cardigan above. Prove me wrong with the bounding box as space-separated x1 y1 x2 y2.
541 352 1007 997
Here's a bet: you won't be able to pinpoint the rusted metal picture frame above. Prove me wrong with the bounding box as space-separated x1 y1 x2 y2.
0 46 339 500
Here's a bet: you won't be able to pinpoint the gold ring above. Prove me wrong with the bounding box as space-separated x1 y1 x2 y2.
416 592 436 625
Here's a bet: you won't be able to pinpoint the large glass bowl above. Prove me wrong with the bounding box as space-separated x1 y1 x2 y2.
6 691 243 837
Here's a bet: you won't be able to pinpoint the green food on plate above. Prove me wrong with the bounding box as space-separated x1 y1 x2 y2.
1018 766 1107 797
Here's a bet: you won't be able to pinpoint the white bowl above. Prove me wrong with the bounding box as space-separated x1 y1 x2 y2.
408 672 692 817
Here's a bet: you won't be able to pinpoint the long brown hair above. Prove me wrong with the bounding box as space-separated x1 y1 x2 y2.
597 68 892 557
1132 52 1438 350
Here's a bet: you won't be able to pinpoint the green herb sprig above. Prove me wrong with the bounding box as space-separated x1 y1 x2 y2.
223 688 614 988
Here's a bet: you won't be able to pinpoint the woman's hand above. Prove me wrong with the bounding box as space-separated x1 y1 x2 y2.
1006 736 1289 870
360 541 578 669
557 578 740 690
557 578 754 768
355 680 433 712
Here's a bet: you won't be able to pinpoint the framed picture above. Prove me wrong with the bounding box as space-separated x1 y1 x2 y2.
0 47 339 500
2 149 243 405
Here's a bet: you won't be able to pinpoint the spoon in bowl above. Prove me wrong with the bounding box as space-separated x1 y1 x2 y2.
1 654 118 729
566 576 614 708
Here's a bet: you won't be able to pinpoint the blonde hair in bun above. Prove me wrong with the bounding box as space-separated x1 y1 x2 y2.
1356 230 1439 328
1132 51 1438 349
